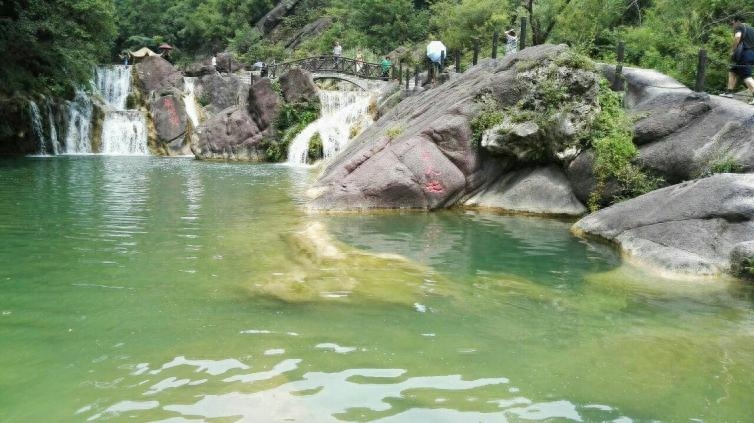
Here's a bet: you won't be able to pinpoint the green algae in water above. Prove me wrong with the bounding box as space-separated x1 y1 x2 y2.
0 156 753 422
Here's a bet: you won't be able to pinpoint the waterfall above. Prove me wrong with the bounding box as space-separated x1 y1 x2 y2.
65 88 93 154
95 65 131 109
183 77 200 128
287 90 374 165
28 100 47 155
101 111 149 155
45 100 60 155
96 65 149 155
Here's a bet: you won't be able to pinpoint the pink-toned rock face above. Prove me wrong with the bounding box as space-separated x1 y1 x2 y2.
151 95 187 143
309 45 573 211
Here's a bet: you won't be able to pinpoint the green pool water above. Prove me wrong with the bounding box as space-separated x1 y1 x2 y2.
0 156 752 422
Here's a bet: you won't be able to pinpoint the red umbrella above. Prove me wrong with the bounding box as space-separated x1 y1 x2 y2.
158 43 173 50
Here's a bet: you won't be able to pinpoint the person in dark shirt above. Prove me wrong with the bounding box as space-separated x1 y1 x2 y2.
722 15 754 103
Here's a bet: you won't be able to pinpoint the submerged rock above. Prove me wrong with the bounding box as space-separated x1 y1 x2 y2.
572 173 754 276
250 221 445 304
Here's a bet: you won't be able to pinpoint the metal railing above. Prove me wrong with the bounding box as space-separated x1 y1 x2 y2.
268 55 391 80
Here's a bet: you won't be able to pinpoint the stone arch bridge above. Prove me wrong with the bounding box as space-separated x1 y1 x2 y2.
269 55 392 91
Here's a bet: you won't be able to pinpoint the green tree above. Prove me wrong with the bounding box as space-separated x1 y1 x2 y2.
0 0 116 96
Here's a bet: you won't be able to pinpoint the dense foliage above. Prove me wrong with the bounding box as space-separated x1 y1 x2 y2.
3 0 746 97
0 0 116 96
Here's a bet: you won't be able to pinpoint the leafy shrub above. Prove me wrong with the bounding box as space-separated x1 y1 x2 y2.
264 100 321 162
588 79 661 210
554 51 596 71
307 133 323 163
700 154 744 177
470 93 505 147
386 126 403 140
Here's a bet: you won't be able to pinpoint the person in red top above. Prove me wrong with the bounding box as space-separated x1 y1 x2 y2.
722 15 754 103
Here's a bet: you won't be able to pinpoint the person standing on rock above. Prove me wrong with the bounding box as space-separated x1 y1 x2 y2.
722 15 754 104
505 30 518 55
333 41 343 70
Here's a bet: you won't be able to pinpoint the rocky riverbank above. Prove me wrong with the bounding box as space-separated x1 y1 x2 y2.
306 44 754 280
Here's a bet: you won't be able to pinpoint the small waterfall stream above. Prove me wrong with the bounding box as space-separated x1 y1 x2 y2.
287 90 374 165
28 101 47 155
45 100 60 155
95 65 130 110
65 88 94 154
96 65 148 155
183 77 200 128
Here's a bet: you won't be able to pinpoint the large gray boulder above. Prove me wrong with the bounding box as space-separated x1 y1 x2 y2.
255 0 300 35
191 106 265 161
196 74 247 116
466 166 587 216
308 44 585 211
285 17 332 49
572 173 754 276
605 66 754 183
279 68 318 104
150 94 187 145
135 56 183 95
247 78 281 134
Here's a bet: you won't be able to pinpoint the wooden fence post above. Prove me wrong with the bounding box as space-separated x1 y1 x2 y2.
695 49 708 92
405 69 410 90
613 41 625 91
520 17 527 50
415 67 420 90
473 39 480 65
492 31 499 59
455 50 461 73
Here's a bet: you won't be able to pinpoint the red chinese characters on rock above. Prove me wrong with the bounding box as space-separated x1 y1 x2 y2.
161 97 181 128
420 147 445 194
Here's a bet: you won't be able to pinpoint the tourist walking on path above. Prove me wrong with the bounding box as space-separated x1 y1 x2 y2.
721 15 754 104
333 41 343 69
505 30 518 55
355 50 364 74
380 56 392 80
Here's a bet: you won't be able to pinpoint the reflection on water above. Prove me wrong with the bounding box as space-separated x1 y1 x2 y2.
0 157 753 422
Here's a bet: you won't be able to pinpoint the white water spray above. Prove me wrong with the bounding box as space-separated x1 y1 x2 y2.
96 65 149 155
45 100 60 155
96 65 131 109
28 101 47 155
183 77 200 128
65 88 93 154
287 91 374 165
101 111 149 155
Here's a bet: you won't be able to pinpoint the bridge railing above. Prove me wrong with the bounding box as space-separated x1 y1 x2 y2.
269 55 390 80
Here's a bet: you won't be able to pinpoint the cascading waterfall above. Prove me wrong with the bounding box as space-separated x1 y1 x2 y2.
96 65 149 155
65 88 93 154
101 111 149 155
95 65 130 109
45 100 60 155
287 90 374 165
28 101 46 155
183 77 200 128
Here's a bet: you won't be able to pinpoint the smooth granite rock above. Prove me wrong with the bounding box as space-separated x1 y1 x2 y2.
573 173 754 276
